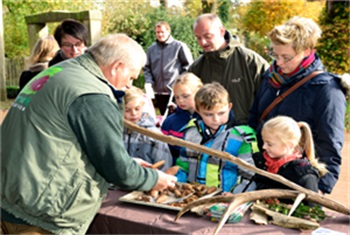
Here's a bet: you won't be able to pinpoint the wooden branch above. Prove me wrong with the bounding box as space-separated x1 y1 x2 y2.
251 204 320 230
176 190 320 235
124 120 350 215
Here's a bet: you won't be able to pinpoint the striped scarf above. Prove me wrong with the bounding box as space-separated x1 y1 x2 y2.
268 52 316 89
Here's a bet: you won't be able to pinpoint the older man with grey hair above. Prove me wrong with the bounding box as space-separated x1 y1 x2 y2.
1 34 177 235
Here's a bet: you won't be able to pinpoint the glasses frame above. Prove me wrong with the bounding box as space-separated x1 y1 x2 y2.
269 51 297 63
61 41 85 49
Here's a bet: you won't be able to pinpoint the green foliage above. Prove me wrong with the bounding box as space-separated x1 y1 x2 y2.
103 4 201 59
241 0 323 38
6 86 19 99
218 0 231 24
183 0 203 16
264 198 328 222
243 32 271 62
317 1 350 75
102 1 152 43
231 0 324 63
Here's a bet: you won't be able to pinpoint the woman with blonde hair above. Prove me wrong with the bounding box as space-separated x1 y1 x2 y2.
19 35 59 91
254 115 327 196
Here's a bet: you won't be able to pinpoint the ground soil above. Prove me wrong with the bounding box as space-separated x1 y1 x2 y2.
0 106 349 208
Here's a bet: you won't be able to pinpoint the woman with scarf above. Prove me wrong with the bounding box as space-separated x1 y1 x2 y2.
248 16 348 195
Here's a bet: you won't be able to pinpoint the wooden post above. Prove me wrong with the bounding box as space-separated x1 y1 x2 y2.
0 0 7 102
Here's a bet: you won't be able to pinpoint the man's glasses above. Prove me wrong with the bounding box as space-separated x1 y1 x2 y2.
269 51 297 63
62 41 85 49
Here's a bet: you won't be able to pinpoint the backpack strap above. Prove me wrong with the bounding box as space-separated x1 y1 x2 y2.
259 71 323 123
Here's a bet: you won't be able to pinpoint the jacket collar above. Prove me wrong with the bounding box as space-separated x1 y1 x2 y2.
29 62 49 72
74 52 125 103
156 35 174 46
203 31 241 59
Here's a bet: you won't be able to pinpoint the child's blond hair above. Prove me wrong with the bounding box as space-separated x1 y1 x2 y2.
172 72 203 93
194 82 230 111
124 86 145 106
262 116 328 176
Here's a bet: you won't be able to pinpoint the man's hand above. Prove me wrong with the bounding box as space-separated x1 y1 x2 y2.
133 158 152 168
152 170 177 191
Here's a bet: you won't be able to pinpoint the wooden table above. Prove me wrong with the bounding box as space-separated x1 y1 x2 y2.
87 190 350 235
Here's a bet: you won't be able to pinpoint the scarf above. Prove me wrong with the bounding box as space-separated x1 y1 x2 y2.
268 52 316 89
263 151 302 174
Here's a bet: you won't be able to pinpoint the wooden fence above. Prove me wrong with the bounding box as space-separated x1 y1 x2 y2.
5 57 25 87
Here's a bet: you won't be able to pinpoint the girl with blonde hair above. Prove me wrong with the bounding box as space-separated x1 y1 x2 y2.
19 35 59 91
254 115 327 195
123 86 172 171
161 72 203 164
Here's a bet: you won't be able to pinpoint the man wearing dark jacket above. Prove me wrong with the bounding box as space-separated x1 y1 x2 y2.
188 14 269 123
144 21 193 115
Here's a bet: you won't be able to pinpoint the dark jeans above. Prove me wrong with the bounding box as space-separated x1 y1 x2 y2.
154 94 171 115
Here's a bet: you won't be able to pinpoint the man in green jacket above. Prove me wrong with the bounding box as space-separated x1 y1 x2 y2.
188 14 270 123
1 34 177 235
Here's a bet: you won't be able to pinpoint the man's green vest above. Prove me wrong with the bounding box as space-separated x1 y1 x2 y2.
1 54 119 234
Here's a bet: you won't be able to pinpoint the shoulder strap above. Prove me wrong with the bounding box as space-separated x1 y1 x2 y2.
258 71 323 123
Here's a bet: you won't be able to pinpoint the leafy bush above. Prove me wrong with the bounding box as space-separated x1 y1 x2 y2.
6 86 19 99
317 1 350 75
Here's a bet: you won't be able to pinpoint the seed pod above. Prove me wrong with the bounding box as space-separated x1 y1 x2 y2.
151 160 165 169
165 166 180 175
182 183 193 191
173 188 182 198
184 189 193 196
149 189 159 199
156 194 168 203
195 184 205 192
207 186 217 194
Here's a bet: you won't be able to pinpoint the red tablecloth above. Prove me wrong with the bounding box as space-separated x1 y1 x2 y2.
87 190 350 235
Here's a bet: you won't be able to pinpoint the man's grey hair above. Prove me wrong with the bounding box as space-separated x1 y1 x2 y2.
193 13 223 30
88 33 146 70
